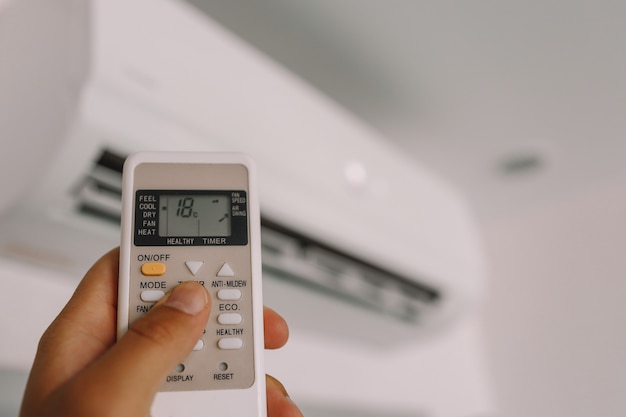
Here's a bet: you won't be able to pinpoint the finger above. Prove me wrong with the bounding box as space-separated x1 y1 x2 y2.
266 375 303 417
54 247 120 350
264 306 289 349
71 281 211 416
21 248 120 410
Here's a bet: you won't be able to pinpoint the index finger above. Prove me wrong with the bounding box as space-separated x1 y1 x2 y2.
264 306 289 349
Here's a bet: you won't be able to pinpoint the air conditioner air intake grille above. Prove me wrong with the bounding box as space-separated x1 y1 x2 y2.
260 218 440 324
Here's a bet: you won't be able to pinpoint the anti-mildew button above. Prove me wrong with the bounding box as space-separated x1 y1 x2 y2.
217 289 242 301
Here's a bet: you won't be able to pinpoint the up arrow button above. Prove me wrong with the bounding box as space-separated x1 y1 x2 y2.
185 261 204 276
217 263 235 277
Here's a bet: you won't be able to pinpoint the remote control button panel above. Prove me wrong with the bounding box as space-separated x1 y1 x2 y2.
127 162 256 392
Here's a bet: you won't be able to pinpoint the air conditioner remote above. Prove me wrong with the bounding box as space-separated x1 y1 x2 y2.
117 152 266 417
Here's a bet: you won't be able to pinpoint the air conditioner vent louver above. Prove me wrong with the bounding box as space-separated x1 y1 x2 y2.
260 219 440 324
74 149 125 224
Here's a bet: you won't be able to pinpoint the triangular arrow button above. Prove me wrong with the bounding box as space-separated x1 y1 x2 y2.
185 261 204 276
217 262 235 277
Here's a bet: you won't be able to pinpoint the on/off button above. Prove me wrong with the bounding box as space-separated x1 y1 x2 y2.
141 262 167 276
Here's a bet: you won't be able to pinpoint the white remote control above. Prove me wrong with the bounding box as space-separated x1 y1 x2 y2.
117 152 266 417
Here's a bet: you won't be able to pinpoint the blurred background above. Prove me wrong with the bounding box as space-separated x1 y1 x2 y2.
1 1 625 416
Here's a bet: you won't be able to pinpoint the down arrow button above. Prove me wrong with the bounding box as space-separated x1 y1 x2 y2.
185 261 204 276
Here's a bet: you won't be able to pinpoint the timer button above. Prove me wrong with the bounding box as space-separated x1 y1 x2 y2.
141 262 167 276
185 261 204 276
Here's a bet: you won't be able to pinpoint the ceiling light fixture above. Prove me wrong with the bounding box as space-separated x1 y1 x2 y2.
344 160 368 187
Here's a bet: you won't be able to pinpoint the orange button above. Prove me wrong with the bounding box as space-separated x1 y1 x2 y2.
141 262 167 276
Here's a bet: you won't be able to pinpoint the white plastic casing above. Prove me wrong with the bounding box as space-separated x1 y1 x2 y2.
118 152 266 417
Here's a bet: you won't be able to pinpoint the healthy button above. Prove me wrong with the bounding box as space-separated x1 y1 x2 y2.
218 338 243 350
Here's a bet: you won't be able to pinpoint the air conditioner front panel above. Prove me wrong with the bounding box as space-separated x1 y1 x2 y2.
0 0 485 345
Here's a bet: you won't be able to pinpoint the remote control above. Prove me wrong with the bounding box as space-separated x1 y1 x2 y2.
117 152 266 417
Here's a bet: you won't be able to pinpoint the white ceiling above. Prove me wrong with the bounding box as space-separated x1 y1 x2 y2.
185 0 626 223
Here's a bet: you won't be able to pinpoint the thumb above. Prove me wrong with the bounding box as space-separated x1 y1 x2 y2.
71 281 211 416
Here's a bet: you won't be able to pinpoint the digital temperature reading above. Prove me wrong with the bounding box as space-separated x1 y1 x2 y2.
159 194 231 237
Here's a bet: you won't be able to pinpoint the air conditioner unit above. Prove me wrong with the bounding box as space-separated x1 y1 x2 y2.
0 0 485 346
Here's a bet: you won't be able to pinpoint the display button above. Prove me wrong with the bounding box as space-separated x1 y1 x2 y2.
140 290 165 302
218 338 243 350
218 313 243 325
217 289 242 301
141 262 167 276
193 339 205 351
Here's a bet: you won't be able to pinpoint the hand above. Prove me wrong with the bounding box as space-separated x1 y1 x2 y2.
19 248 302 417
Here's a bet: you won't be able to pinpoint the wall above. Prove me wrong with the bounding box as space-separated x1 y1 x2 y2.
265 309 496 417
481 176 626 417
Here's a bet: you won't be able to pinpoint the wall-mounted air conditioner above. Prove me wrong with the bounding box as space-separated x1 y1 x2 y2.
0 0 485 348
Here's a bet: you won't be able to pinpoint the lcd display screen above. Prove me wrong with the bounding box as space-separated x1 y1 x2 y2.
158 194 231 237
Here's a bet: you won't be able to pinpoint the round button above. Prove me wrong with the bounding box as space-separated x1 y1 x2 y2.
141 262 167 276
218 338 243 350
140 290 165 302
218 313 243 325
217 289 242 301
